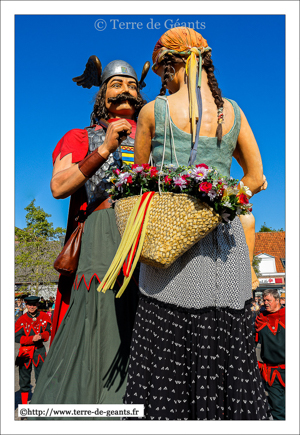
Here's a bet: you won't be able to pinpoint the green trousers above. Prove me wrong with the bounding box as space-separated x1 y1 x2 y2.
266 369 285 420
19 360 43 392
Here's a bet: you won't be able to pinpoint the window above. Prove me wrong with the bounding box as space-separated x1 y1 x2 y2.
281 258 285 268
256 253 276 274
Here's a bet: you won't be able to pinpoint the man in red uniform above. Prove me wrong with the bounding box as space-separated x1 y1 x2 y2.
15 296 51 406
255 289 285 419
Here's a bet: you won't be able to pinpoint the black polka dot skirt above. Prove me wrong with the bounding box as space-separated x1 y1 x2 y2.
124 293 271 420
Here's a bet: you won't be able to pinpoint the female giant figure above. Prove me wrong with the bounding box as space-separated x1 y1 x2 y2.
123 27 271 420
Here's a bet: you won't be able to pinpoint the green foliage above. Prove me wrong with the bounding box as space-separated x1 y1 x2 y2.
252 255 262 277
15 200 66 295
259 222 284 232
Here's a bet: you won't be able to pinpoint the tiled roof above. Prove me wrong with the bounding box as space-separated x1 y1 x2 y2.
254 232 285 273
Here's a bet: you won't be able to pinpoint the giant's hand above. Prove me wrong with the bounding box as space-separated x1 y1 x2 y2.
99 119 132 159
51 119 132 200
259 175 268 191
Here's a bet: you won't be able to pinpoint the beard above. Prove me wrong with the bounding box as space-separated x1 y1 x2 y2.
107 92 140 107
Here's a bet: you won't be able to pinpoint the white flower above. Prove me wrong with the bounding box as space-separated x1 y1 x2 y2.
131 165 144 174
190 167 208 181
208 190 217 201
223 186 239 196
118 172 131 182
239 181 252 197
222 198 234 209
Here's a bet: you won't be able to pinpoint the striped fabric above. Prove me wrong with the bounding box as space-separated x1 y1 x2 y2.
121 144 134 165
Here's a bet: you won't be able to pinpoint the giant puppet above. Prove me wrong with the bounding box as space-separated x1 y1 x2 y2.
30 57 150 411
122 27 271 420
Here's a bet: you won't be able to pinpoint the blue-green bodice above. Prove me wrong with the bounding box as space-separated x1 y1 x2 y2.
151 96 241 178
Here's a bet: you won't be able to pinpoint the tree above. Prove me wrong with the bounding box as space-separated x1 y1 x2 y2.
15 200 66 295
259 222 284 232
252 255 262 277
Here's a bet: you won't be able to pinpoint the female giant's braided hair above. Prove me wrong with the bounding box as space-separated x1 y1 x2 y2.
90 83 146 125
159 51 224 142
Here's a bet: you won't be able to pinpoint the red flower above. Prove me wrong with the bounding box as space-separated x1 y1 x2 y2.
196 163 209 169
127 175 133 184
113 168 121 175
164 176 172 185
181 174 190 184
150 168 159 177
199 182 212 193
142 163 151 170
238 193 249 205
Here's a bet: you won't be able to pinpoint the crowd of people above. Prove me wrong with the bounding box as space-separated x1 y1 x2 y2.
15 26 285 421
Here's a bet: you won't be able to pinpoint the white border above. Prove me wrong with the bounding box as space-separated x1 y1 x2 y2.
1 2 299 435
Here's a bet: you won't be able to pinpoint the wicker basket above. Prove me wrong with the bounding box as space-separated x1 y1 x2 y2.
114 192 222 269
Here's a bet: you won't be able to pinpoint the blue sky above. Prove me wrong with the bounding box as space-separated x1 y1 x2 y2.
14 14 286 232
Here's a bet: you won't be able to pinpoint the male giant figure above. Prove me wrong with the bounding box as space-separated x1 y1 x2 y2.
30 57 149 411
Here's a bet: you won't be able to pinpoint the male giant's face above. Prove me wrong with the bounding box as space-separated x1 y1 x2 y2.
105 76 138 119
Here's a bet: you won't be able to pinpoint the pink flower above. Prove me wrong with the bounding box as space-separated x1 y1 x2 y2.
199 182 212 193
196 163 209 169
174 176 188 190
113 168 121 175
181 174 191 184
191 166 209 181
115 181 124 190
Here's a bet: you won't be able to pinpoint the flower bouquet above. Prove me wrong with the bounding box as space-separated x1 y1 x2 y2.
107 163 253 223
98 163 252 298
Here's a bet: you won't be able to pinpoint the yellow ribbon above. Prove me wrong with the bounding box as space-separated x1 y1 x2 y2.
97 193 155 298
185 48 201 143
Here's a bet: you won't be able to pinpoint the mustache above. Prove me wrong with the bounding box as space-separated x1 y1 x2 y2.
107 92 139 106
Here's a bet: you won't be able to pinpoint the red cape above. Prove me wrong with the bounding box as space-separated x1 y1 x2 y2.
255 306 285 341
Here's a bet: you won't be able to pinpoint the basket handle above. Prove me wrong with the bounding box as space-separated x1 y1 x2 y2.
156 96 179 194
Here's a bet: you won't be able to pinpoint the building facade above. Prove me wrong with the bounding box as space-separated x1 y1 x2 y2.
253 231 285 297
